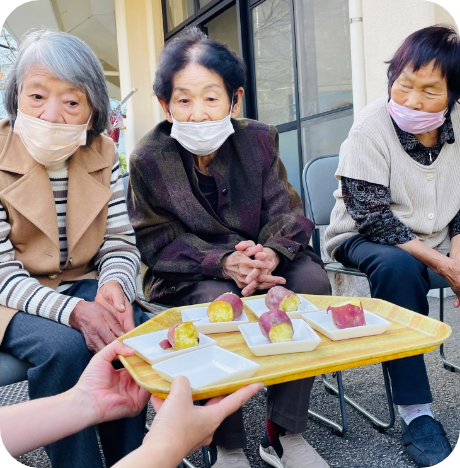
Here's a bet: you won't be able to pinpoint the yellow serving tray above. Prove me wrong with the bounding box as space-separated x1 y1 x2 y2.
118 294 451 400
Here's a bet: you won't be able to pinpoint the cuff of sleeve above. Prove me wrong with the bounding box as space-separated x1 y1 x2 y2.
202 249 234 279
263 239 300 262
98 276 136 304
60 297 84 327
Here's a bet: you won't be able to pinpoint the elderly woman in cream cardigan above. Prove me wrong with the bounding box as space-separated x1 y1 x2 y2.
326 26 460 468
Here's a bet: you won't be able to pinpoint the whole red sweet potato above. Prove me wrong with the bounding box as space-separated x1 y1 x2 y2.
259 309 294 343
207 292 244 322
326 301 366 329
265 286 301 312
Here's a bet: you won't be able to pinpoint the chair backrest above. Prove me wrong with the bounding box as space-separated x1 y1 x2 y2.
122 172 129 199
302 154 339 226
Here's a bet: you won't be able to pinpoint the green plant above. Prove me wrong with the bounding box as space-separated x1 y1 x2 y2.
118 151 128 174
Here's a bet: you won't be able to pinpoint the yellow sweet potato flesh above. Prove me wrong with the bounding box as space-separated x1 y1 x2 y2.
279 294 301 312
174 322 199 350
207 300 233 323
268 323 294 343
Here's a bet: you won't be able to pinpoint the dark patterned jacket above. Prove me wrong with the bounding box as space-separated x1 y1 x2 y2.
127 118 315 302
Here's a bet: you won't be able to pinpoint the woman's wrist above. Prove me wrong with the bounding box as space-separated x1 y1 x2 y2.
66 386 100 428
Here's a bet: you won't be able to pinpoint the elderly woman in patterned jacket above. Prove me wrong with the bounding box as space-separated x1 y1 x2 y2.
0 30 150 468
128 27 331 468
325 26 460 467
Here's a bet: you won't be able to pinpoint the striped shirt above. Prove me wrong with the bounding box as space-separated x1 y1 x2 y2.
0 153 140 326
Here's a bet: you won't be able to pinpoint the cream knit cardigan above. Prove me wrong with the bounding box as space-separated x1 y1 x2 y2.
325 96 460 260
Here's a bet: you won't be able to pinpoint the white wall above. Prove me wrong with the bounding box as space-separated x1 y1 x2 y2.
362 0 457 104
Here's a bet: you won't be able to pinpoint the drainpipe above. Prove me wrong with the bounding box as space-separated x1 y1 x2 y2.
349 0 367 118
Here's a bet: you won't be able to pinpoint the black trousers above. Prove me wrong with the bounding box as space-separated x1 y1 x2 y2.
168 253 332 448
336 235 433 406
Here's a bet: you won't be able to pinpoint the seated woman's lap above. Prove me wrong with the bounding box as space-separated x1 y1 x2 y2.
169 252 331 306
336 234 430 316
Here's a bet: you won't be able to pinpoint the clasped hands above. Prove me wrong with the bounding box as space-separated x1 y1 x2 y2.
221 240 286 296
69 280 134 353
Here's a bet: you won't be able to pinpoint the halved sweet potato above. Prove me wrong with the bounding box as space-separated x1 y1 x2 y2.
326 300 366 329
265 286 301 312
207 292 244 322
166 322 200 350
259 309 294 343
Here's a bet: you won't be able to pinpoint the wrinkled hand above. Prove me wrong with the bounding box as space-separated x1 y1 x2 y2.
70 300 126 353
440 258 460 307
235 241 285 296
148 376 263 457
72 340 150 425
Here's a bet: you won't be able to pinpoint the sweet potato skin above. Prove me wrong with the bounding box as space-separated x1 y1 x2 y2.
159 338 173 350
265 286 301 312
326 301 366 329
207 292 244 322
259 309 294 343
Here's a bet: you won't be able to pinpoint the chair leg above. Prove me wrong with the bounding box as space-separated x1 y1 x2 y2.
319 363 395 433
439 287 460 372
308 371 348 436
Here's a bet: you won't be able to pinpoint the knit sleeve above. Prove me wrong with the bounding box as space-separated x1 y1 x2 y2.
341 177 415 245
0 204 82 326
449 209 460 239
94 153 141 303
336 129 391 187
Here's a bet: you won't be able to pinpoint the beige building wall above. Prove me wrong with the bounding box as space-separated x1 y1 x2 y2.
362 0 457 105
115 0 165 158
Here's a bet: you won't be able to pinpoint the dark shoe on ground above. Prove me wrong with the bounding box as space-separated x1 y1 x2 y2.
401 415 452 467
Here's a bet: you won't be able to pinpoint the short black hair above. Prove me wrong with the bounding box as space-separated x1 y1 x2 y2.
387 25 460 111
153 27 246 106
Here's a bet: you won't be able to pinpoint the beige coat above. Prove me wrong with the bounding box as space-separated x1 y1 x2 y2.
0 119 115 342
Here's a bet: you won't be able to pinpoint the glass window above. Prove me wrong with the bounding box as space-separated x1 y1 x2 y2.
165 0 195 32
301 108 353 163
252 0 295 126
203 5 245 116
279 130 302 196
295 0 352 118
200 0 215 7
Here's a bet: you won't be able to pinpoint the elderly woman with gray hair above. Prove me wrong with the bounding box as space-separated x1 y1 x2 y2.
0 30 150 467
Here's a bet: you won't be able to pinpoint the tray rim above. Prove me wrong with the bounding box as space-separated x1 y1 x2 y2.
118 294 452 400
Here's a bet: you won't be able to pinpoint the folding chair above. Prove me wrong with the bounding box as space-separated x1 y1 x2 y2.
302 154 456 436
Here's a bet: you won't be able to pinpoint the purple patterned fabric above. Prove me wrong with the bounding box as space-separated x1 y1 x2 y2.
127 119 315 302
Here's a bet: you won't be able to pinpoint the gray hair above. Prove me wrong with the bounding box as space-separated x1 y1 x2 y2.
4 29 110 146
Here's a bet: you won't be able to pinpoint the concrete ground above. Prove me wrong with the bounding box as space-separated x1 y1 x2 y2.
1 295 459 468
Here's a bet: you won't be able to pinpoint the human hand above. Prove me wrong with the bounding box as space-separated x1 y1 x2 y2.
71 340 150 426
95 280 135 332
221 251 275 291
147 377 263 462
69 301 126 353
440 257 460 307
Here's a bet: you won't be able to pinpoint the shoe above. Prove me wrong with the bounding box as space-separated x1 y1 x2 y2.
260 432 329 468
401 415 452 467
212 446 250 468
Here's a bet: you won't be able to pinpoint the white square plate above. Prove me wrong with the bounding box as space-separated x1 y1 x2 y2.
181 307 249 334
123 330 216 365
302 310 391 341
151 346 260 389
238 319 321 356
243 296 319 319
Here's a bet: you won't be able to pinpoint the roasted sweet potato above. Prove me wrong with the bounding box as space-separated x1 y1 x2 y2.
207 292 244 322
326 300 366 329
165 321 200 350
265 286 301 312
259 309 294 343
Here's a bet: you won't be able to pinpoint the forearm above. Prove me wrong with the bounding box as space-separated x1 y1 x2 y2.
396 239 450 275
0 389 93 458
113 443 181 468
449 235 460 261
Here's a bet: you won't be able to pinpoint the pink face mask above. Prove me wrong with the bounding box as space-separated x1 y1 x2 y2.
387 99 447 135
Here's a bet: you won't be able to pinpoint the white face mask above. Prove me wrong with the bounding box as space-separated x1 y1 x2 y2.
169 105 235 156
13 109 91 166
